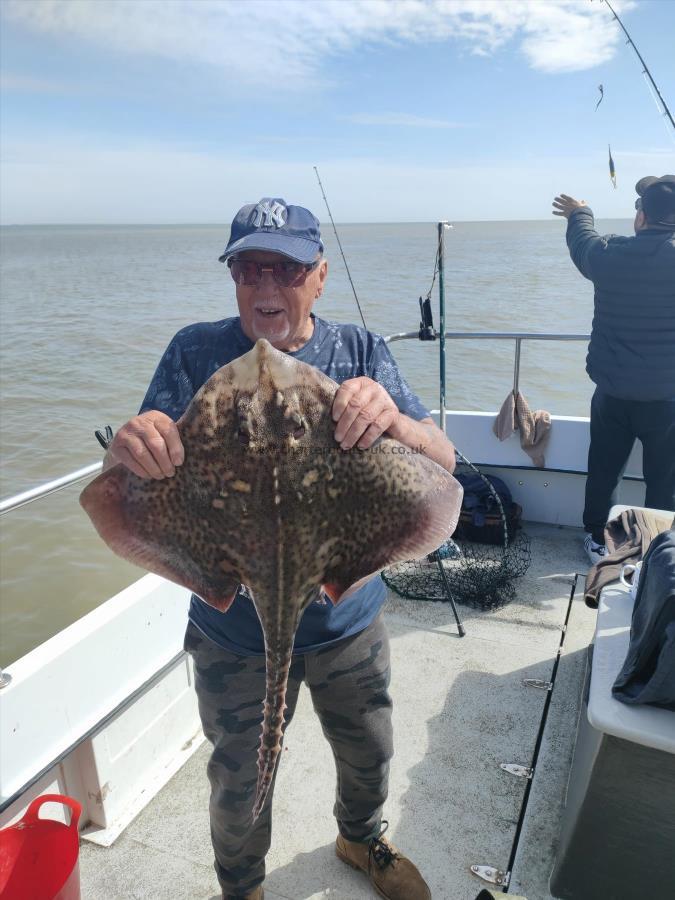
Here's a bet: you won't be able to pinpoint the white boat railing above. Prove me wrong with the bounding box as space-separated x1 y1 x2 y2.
386 329 591 400
0 331 591 521
0 462 103 517
0 461 105 690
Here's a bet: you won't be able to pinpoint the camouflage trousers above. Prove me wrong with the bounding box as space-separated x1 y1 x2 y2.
184 613 394 895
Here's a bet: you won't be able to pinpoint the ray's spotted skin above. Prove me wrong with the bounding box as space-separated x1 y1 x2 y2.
80 339 463 818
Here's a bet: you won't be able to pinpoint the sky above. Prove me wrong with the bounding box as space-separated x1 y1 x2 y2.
1 0 674 224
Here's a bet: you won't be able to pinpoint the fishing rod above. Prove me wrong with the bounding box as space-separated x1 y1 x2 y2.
313 166 368 330
600 0 675 137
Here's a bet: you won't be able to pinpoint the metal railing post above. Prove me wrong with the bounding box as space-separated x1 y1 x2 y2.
438 222 449 432
513 338 522 395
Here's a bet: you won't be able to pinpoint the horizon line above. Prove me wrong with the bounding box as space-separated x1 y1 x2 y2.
1 216 634 228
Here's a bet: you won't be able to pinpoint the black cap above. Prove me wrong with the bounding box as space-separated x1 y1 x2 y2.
635 174 675 228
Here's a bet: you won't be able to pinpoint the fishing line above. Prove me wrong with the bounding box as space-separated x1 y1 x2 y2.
313 166 368 330
425 231 441 302
415 231 442 342
641 70 675 145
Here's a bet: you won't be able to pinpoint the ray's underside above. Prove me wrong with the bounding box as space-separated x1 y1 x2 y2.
80 339 462 817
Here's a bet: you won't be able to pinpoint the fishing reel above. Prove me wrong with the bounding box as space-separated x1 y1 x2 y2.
418 296 436 341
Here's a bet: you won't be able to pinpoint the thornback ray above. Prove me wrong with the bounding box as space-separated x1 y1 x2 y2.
80 338 463 819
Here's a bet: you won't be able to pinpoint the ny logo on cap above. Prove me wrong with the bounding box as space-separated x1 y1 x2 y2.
251 198 286 229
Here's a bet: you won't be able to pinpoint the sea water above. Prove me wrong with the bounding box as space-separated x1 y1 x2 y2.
0 218 634 664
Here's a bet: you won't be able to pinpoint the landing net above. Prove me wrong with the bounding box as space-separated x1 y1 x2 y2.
382 453 531 611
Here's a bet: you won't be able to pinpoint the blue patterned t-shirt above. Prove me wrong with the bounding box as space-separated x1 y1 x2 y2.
140 314 430 656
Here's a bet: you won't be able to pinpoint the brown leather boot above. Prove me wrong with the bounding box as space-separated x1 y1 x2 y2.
221 887 264 900
336 821 431 900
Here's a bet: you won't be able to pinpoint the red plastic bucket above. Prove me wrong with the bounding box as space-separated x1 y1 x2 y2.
0 794 82 900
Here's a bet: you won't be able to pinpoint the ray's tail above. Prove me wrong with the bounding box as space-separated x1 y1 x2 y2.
252 645 294 819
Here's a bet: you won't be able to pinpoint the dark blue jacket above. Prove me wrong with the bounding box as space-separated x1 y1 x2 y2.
566 207 675 401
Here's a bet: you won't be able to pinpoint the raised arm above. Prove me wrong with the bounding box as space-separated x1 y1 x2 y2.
553 194 605 280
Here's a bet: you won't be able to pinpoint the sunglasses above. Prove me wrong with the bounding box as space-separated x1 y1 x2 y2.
227 257 319 287
635 198 643 211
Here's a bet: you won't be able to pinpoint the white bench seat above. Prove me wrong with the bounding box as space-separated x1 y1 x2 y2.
550 505 675 899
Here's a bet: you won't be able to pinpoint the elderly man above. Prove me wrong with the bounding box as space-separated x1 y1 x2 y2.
105 198 455 900
553 175 675 563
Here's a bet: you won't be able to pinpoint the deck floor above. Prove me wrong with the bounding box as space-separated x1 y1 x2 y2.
79 523 597 900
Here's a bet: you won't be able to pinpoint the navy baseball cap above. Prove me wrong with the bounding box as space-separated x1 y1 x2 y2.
218 198 323 264
635 174 675 227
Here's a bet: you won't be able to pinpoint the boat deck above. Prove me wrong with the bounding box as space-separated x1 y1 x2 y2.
79 523 597 900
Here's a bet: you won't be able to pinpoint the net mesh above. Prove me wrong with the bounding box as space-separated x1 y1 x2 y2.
382 454 531 610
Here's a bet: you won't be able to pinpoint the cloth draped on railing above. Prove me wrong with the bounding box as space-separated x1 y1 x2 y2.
492 390 551 468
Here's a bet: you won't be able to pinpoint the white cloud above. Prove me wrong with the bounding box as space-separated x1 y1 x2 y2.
344 113 467 128
0 72 87 94
1 133 663 225
2 0 635 89
617 145 675 159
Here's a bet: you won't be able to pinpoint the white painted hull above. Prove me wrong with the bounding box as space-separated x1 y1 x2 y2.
0 576 202 844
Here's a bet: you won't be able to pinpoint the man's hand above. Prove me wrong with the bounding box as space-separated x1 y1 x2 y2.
552 194 587 219
105 410 184 479
332 377 400 450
